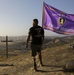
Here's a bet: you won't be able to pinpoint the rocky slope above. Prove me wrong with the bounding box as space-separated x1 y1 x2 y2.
0 43 74 75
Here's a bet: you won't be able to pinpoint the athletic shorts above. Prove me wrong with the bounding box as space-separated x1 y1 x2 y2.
31 44 42 57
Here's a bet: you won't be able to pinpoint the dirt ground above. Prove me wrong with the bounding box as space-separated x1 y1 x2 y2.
0 44 74 75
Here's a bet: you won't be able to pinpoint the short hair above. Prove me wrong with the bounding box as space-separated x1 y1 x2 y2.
33 19 38 24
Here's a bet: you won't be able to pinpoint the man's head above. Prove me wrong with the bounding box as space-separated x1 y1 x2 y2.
32 19 38 26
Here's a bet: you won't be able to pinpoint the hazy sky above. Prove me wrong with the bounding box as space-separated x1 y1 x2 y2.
0 0 74 36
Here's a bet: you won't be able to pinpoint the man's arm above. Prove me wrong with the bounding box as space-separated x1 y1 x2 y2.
42 28 44 42
26 34 31 48
42 34 44 43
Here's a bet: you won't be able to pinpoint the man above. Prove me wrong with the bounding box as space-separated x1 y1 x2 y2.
26 19 44 71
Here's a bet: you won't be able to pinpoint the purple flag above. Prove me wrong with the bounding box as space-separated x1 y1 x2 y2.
42 2 74 35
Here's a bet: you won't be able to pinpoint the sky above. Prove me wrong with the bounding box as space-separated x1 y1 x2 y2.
0 0 74 36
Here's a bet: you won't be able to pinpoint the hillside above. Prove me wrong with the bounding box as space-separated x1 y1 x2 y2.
0 42 74 75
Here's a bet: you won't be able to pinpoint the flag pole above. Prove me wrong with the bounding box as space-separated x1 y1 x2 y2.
42 0 44 27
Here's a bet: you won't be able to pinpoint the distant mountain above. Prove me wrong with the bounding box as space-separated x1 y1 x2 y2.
0 35 27 42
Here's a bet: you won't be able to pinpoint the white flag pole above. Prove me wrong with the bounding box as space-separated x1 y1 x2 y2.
42 0 44 27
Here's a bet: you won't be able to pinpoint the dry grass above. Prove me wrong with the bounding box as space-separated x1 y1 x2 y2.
0 44 74 75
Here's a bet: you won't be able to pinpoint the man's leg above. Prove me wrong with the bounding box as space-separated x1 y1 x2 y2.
31 45 37 71
37 45 43 66
38 51 43 66
33 56 37 71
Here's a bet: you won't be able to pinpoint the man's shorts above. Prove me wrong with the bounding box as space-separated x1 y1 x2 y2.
31 44 42 57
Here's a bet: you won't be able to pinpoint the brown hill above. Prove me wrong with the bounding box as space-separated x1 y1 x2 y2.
0 43 74 75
